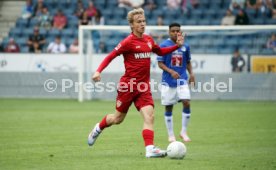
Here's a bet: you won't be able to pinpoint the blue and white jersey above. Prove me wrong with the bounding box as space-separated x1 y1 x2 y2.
157 39 191 87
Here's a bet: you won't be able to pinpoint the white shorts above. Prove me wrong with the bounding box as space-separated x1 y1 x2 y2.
161 84 191 106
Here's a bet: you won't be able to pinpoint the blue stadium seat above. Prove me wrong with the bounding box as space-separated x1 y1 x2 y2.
119 20 129 25
16 18 28 28
9 27 22 38
102 10 113 20
205 48 219 54
48 29 61 38
265 19 276 25
94 0 106 8
23 28 34 37
67 17 79 29
193 47 206 54
218 48 235 54
187 38 199 47
61 28 74 38
17 37 28 47
112 8 125 19
21 46 29 53
261 48 274 55
29 18 39 28
105 0 118 8
151 9 164 18
183 19 197 25
106 19 120 25
197 19 210 25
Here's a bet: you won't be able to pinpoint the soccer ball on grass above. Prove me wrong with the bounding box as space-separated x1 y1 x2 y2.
166 141 187 159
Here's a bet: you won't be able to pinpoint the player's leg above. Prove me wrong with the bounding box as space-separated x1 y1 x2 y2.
164 105 176 142
161 85 177 142
88 90 132 146
135 91 166 158
177 84 191 142
88 110 127 146
180 99 191 142
139 105 167 158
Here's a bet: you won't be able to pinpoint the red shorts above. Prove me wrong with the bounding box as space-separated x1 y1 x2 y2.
115 90 154 113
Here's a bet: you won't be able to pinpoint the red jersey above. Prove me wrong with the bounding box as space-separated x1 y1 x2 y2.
97 33 179 90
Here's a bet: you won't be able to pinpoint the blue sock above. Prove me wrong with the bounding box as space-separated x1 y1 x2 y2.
165 111 172 116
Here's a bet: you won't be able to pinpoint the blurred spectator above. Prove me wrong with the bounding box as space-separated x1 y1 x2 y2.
157 15 164 26
181 0 199 12
85 1 98 19
75 1 85 19
231 50 246 72
0 43 3 52
221 9 236 25
118 0 145 9
97 41 107 53
149 15 165 44
34 0 46 17
246 0 261 9
21 0 33 19
47 36 67 53
235 9 250 25
144 0 157 11
69 38 79 53
266 33 276 51
79 12 90 25
37 7 52 30
91 10 105 25
166 0 181 10
229 0 246 11
53 10 67 30
27 27 46 53
267 0 276 18
4 38 20 53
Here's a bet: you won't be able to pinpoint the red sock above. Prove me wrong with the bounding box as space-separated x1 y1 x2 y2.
142 129 154 146
99 115 110 130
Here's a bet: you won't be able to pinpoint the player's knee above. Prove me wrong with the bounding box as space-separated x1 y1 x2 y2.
183 100 190 108
146 112 154 123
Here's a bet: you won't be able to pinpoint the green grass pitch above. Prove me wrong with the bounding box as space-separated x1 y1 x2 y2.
0 99 276 170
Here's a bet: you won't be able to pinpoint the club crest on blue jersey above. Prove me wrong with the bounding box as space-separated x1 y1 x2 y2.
181 46 186 52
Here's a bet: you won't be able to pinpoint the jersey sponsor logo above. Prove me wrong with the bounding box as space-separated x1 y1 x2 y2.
171 54 183 67
135 46 141 49
115 43 122 51
134 52 151 59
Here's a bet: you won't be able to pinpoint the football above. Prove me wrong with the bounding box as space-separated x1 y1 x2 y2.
167 141 187 159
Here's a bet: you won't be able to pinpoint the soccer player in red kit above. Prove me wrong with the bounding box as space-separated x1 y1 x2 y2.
88 8 184 158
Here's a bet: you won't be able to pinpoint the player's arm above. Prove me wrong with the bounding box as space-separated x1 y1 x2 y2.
187 61 195 85
186 46 195 85
153 32 185 56
92 50 118 82
92 41 127 82
158 61 180 79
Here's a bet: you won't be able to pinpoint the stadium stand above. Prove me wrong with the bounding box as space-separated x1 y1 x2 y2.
0 0 275 54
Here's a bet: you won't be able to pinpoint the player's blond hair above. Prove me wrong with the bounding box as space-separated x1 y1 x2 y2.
127 8 145 24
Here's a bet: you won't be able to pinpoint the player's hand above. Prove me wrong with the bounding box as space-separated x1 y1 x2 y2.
176 32 185 47
170 70 180 79
92 71 101 82
189 74 195 87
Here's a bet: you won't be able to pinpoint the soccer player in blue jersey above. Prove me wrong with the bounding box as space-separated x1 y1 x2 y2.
157 23 195 142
